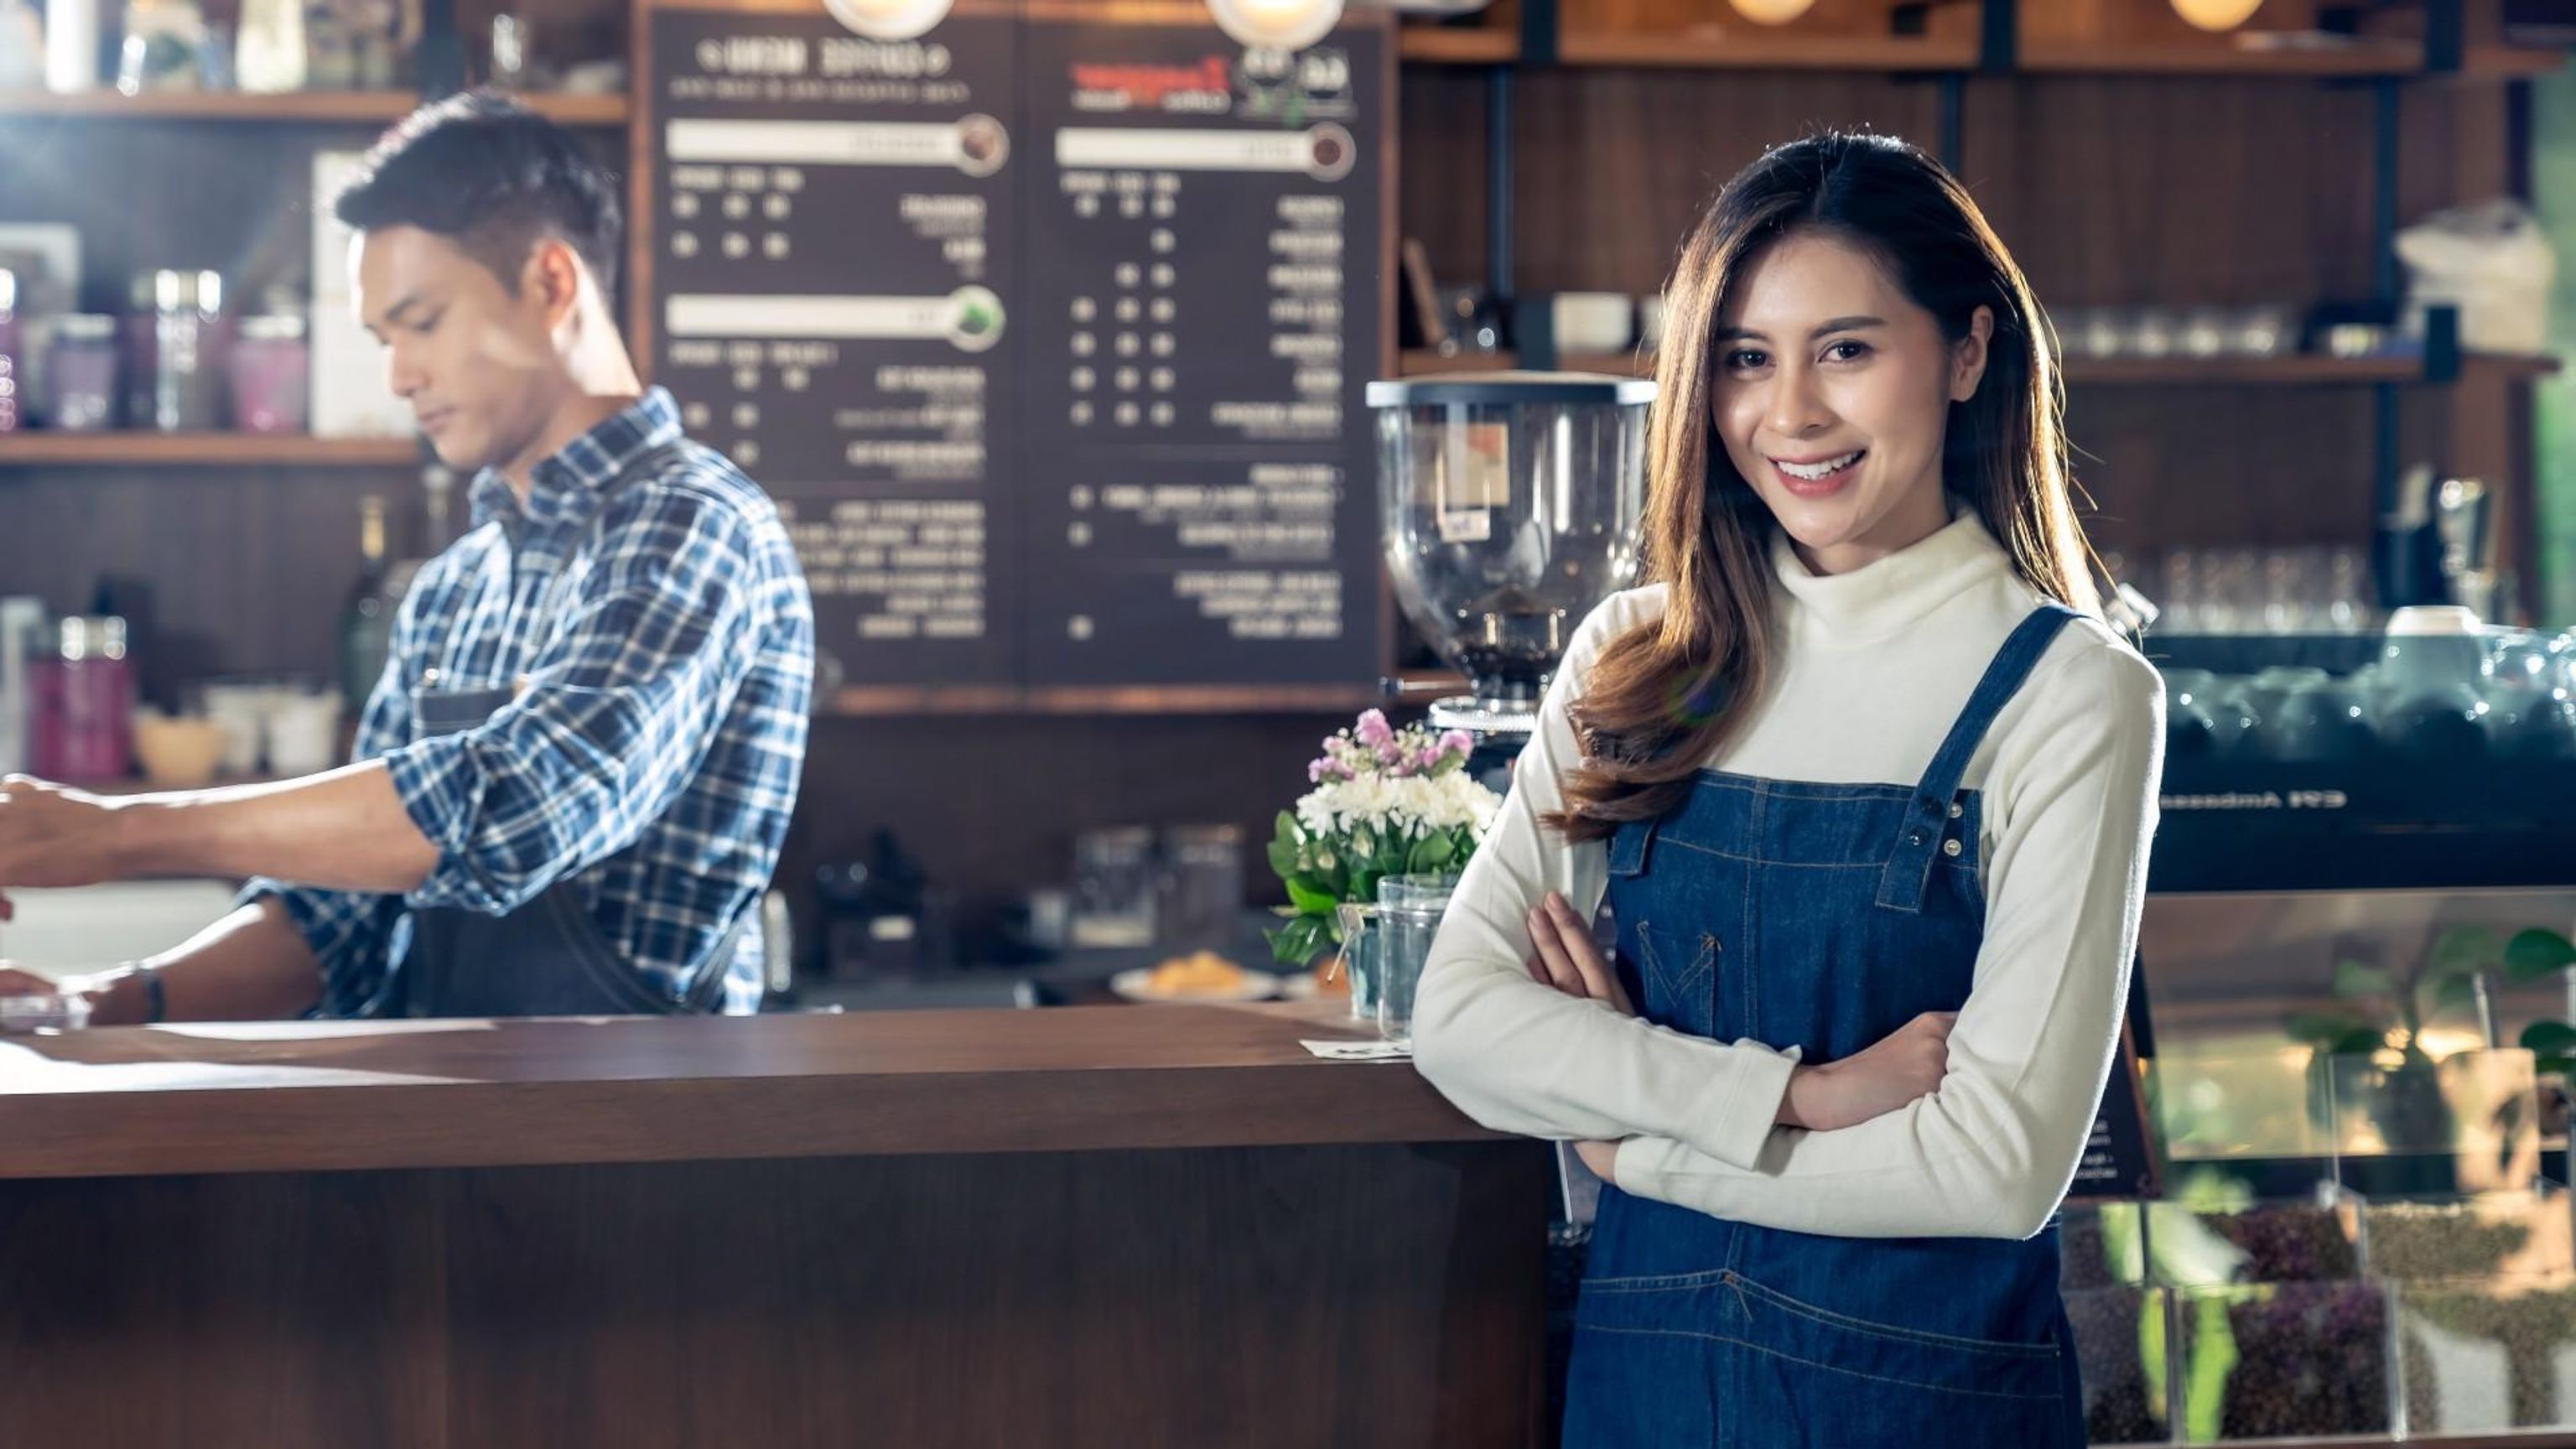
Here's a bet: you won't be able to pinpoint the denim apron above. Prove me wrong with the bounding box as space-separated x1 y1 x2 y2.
387 683 745 1018
1566 605 2088 1446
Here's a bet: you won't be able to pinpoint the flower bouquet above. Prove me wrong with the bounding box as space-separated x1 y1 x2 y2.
1265 709 1503 978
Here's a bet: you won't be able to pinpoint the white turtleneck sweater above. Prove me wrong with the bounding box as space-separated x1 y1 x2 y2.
1409 512 2164 1239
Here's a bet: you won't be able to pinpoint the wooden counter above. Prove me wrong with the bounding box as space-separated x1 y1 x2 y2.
0 1005 1552 1448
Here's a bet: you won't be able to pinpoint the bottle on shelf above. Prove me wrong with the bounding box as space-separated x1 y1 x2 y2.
336 494 395 713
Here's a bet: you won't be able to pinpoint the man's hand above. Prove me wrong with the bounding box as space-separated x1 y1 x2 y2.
0 776 130 890
1782 1011 1957 1132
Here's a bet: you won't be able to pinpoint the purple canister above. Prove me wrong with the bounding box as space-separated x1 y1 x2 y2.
127 268 227 432
0 267 20 434
46 314 120 431
229 314 310 434
29 615 132 784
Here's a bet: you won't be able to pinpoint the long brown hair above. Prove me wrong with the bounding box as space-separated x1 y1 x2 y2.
1545 131 2097 844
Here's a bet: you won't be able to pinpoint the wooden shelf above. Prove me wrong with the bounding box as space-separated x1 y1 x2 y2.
1394 27 2562 79
2021 38 2564 78
0 90 417 122
1395 351 2562 386
1555 31 1980 72
830 683 1389 717
1397 26 1520 65
0 89 628 126
0 433 420 468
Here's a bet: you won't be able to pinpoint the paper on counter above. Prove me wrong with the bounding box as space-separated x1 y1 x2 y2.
1299 1039 1411 1062
149 1020 497 1041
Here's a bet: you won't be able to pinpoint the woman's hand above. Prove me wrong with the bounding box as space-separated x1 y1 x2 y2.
1527 891 1630 1183
1780 1011 1957 1131
1524 891 1633 1016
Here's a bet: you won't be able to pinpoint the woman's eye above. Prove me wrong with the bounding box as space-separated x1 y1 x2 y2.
1823 340 1871 363
1724 349 1768 371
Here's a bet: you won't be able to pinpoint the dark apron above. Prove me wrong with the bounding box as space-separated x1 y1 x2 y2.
390 683 745 1018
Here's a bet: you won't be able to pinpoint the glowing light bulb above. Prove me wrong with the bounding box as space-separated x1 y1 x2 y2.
1727 0 1817 24
823 0 953 41
1207 0 1343 50
2169 0 2263 33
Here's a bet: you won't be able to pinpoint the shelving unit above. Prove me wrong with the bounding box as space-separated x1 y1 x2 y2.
0 434 420 468
829 683 1389 717
1392 349 2561 387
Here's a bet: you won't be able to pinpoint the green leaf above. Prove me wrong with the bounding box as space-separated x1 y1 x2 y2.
2334 960 2398 1001
1285 876 1340 917
1268 914 1330 969
2428 926 2504 977
2521 1021 2576 1056
2506 929 2576 982
1265 839 1301 880
2426 969 2484 1016
2285 1011 2375 1046
1273 810 1301 847
1408 832 1457 874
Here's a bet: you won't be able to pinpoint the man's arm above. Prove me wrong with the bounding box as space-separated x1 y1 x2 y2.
0 766 439 895
0 897 324 1026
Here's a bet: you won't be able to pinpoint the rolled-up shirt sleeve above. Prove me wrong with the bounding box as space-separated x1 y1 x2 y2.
238 595 424 1014
388 493 759 917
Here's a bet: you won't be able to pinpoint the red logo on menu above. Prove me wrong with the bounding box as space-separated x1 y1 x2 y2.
1067 55 1232 109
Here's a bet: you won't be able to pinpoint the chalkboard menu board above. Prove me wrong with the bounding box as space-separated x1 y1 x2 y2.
644 2 1388 693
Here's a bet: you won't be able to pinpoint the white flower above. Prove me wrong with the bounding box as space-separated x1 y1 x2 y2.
1292 766 1500 846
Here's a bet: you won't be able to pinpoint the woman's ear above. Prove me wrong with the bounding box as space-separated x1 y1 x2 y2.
1950 305 1995 402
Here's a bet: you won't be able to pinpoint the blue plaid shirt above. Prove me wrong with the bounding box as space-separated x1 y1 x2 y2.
247 389 815 1015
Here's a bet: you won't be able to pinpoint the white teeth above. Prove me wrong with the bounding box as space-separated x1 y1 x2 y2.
1777 451 1862 481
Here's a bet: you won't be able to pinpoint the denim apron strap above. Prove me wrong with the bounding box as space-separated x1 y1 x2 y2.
1873 604 2081 913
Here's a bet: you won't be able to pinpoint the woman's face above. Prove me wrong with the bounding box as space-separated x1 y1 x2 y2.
1709 231 1992 576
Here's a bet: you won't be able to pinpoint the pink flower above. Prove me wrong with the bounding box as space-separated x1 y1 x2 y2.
1353 709 1394 748
1438 729 1475 761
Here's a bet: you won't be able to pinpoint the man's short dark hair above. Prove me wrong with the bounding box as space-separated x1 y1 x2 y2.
335 91 623 297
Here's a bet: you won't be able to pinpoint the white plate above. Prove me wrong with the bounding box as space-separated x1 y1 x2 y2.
1110 966 1281 1004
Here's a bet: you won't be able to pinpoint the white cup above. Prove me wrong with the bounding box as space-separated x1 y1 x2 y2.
1551 292 1636 355
263 691 344 777
200 683 273 776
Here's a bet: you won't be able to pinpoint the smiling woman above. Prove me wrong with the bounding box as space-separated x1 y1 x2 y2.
1406 132 2165 1448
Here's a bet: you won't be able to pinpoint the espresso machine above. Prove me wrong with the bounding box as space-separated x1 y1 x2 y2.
1364 372 1655 787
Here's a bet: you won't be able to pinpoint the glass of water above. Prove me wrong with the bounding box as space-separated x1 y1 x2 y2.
1372 873 1458 1044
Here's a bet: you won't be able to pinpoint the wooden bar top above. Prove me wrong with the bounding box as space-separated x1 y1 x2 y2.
0 1003 1500 1181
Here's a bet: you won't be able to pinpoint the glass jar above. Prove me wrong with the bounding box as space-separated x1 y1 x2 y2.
127 268 226 432
0 267 19 434
46 314 119 430
29 615 132 783
228 313 308 434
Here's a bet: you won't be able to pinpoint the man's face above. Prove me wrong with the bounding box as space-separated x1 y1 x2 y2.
352 226 559 475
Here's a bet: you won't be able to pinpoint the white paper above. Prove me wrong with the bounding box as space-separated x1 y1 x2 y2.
148 1020 496 1041
1299 1038 1411 1062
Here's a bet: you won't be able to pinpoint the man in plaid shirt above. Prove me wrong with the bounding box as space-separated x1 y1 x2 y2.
0 94 814 1021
